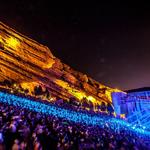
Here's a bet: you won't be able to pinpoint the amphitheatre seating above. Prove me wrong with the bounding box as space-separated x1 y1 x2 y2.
0 92 149 149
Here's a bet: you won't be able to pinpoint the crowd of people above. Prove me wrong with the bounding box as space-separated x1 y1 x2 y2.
0 101 149 150
0 83 149 149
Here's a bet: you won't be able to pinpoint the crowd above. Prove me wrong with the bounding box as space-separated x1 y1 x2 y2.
0 101 149 150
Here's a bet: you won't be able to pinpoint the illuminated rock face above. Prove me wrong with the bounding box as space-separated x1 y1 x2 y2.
0 22 121 105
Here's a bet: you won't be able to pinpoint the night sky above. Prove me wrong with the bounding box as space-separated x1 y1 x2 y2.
0 1 150 90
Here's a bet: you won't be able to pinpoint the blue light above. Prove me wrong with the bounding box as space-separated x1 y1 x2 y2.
0 91 150 139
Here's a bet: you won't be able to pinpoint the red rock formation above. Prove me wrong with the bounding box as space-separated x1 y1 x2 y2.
0 21 121 106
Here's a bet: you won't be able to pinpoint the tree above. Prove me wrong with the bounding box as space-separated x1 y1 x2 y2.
34 85 43 95
107 103 114 114
101 102 106 111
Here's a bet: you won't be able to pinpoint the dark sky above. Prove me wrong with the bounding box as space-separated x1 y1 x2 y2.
0 1 150 90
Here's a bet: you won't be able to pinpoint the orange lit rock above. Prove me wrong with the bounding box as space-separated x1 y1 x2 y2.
62 72 78 85
78 73 89 83
82 82 97 95
0 21 122 105
51 58 63 70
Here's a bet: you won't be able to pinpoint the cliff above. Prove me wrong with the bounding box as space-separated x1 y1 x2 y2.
0 22 121 106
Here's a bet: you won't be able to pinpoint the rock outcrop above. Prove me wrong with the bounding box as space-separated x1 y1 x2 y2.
0 22 121 105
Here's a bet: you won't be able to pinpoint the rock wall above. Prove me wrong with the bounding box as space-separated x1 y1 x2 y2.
0 21 121 105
